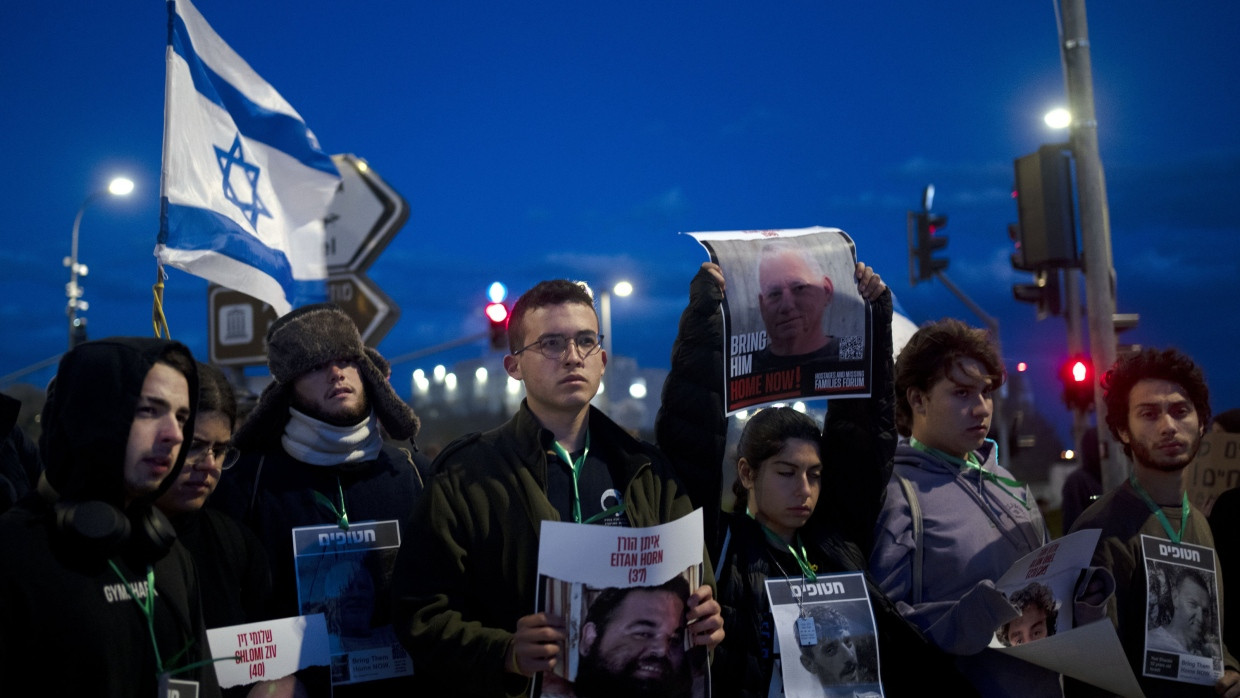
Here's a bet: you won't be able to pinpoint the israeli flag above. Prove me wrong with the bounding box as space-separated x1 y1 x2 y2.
158 0 339 315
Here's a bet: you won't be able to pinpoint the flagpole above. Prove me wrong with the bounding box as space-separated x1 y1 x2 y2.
153 1 178 338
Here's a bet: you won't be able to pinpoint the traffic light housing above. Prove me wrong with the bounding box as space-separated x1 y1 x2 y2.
1012 145 1078 269
1012 268 1062 320
1059 356 1094 412
911 211 949 282
485 301 509 351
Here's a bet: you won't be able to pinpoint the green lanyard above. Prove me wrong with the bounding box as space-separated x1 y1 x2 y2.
313 476 350 530
552 431 592 524
108 560 164 673
910 437 1031 511
1130 473 1190 544
108 560 232 682
748 510 817 582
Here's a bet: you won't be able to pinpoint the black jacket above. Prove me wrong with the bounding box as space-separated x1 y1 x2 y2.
0 337 220 697
392 402 700 698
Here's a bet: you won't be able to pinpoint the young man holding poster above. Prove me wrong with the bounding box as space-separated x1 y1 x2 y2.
1067 348 1240 697
392 280 723 698
869 318 1059 697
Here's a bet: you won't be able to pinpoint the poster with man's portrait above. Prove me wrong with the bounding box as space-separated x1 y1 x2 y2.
534 510 709 698
293 520 414 687
764 572 882 698
686 227 871 413
1141 535 1224 686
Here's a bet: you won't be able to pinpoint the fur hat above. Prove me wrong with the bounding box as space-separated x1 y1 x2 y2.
233 303 418 450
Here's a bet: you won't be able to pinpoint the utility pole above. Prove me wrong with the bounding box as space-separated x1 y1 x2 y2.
1058 0 1125 490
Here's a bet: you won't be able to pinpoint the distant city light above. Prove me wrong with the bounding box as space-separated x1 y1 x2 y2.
475 367 488 383
433 364 446 382
613 281 633 297
506 376 522 395
792 401 807 413
1017 362 1027 372
444 373 457 391
1044 108 1071 129
629 378 647 399
1062 449 1076 460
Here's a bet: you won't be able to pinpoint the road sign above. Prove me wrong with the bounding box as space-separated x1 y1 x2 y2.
209 285 279 365
327 271 400 347
208 154 408 364
324 154 409 273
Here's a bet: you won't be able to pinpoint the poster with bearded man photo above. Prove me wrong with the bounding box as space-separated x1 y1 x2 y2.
533 510 708 698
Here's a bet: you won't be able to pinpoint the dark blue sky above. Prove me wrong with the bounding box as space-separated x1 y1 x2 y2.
3 2 1238 443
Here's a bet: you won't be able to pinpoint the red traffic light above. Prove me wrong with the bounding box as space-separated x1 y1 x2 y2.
485 302 509 324
1059 356 1094 411
1070 360 1089 383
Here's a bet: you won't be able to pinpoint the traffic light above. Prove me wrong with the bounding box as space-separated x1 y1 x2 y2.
1012 268 1062 320
485 301 509 351
911 211 949 282
1012 145 1078 269
1059 355 1094 412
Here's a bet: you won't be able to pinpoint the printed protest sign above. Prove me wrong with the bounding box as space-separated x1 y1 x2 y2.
686 227 871 412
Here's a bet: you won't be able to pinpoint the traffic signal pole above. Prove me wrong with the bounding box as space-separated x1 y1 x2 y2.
1058 0 1125 490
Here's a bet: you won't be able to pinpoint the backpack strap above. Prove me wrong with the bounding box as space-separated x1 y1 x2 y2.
895 472 924 606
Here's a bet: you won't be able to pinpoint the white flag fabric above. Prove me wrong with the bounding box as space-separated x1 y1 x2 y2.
158 0 339 315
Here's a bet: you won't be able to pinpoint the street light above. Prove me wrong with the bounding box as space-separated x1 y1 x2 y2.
598 280 633 360
65 176 134 349
1044 108 1071 129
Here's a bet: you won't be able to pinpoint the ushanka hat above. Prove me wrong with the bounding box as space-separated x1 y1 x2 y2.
232 303 418 449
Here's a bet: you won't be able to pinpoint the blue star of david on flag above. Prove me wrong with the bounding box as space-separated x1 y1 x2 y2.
214 134 271 229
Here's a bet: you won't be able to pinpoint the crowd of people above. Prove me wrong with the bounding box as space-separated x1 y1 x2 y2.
0 252 1238 698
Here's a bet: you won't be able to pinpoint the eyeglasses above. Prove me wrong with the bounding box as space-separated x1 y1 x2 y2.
186 438 239 470
514 333 604 361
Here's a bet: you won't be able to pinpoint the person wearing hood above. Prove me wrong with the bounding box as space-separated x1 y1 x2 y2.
211 303 426 696
0 337 220 697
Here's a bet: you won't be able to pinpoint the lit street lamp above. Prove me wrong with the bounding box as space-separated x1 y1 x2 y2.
1044 107 1071 129
598 280 633 360
65 177 133 349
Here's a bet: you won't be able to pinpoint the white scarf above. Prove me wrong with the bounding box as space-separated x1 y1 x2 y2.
282 407 383 466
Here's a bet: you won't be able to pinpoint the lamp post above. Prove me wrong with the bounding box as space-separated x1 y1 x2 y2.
65 177 134 349
598 280 633 360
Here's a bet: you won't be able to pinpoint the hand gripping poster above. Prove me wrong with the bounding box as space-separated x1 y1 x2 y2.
764 572 883 698
686 227 872 413
534 509 709 698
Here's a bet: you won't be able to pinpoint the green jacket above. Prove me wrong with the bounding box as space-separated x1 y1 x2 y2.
392 402 702 697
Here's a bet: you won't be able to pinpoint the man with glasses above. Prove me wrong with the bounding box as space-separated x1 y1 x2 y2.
393 279 723 698
156 361 270 630
213 303 427 696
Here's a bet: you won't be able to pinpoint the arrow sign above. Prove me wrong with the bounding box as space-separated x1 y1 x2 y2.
324 154 409 273
208 155 408 363
327 272 400 347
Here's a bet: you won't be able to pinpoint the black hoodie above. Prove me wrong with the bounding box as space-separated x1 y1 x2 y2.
0 337 221 697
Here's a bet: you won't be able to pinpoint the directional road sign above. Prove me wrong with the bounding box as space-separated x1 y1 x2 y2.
209 154 409 364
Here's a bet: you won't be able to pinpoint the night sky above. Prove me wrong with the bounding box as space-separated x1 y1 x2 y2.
3 1 1238 445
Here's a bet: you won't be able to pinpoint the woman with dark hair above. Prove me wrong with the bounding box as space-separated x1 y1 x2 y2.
658 261 976 697
157 362 271 630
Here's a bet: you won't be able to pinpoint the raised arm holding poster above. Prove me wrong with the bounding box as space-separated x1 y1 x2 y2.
686 227 871 412
534 509 709 698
